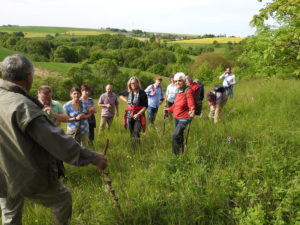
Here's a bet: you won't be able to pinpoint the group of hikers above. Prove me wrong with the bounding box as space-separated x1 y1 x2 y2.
0 54 236 224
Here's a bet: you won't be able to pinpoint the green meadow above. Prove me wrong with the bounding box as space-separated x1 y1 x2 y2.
1 78 298 224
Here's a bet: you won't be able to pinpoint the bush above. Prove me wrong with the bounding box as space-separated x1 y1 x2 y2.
190 52 231 75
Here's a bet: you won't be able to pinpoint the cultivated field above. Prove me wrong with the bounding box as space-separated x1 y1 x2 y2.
170 37 244 44
0 26 109 38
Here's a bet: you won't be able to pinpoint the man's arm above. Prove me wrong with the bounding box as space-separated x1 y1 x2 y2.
119 95 127 103
144 85 151 96
219 73 226 79
26 116 107 170
186 89 195 119
115 104 119 117
98 95 112 109
52 112 69 126
165 86 169 104
229 74 236 85
44 106 69 125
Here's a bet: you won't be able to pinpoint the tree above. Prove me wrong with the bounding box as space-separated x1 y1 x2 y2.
67 62 93 87
193 62 214 85
54 46 79 63
190 52 231 75
213 40 219 48
95 58 119 92
240 0 300 78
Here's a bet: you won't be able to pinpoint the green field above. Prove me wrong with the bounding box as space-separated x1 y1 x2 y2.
0 47 33 61
0 47 77 75
1 78 298 224
0 26 110 38
34 62 78 74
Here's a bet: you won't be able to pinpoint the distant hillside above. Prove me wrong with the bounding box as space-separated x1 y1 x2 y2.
170 37 244 44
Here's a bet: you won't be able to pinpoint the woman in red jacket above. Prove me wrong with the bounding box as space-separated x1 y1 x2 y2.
165 72 195 154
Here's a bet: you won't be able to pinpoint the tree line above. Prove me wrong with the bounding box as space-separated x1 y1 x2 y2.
0 0 298 100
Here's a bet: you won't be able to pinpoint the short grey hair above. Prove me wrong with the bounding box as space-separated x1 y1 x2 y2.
185 76 193 81
174 72 186 81
106 84 113 89
1 54 34 81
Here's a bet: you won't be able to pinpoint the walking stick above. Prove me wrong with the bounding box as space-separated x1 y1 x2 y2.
184 122 191 153
163 108 168 135
102 139 124 219
163 114 167 135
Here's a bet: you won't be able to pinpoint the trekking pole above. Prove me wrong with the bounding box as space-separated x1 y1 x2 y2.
184 122 191 153
163 115 167 135
163 109 168 135
102 139 124 219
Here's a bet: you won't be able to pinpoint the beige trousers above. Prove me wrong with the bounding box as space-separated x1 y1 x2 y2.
99 116 114 131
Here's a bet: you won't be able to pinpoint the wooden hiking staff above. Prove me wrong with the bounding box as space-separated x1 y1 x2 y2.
102 139 124 219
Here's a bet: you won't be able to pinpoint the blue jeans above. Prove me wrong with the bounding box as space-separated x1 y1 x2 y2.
172 119 190 154
147 106 158 124
225 86 234 99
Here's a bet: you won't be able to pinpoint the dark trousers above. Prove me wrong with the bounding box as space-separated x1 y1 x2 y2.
88 124 94 142
127 118 142 148
147 106 158 124
172 119 190 154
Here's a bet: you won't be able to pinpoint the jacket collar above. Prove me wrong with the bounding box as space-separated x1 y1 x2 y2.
0 79 43 109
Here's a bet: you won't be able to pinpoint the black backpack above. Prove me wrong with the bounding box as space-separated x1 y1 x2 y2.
184 86 202 116
214 84 225 93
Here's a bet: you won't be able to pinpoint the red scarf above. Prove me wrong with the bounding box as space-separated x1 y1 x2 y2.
123 105 146 132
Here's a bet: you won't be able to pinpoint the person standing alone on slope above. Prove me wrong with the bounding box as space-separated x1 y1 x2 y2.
219 67 236 99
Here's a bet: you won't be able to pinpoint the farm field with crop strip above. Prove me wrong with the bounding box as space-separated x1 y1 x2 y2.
170 37 244 44
0 26 110 38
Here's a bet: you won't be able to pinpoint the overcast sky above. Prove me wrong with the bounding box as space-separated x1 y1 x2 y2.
0 0 268 37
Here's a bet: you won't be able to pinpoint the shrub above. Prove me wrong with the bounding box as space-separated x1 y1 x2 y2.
190 52 231 75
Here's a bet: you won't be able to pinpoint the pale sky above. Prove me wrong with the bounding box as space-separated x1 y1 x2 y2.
0 0 269 37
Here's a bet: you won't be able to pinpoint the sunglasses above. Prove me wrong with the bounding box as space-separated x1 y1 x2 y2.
174 80 183 83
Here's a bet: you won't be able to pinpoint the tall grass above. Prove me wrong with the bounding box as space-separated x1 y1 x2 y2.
0 78 299 224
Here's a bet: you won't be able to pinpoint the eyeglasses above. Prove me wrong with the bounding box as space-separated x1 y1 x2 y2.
130 82 137 85
174 80 183 83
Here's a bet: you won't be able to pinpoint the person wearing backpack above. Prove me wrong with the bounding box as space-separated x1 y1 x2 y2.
164 72 195 154
186 76 203 116
206 85 228 124
219 67 236 99
193 79 204 102
145 77 164 124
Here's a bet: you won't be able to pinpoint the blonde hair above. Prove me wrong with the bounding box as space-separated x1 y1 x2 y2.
127 76 141 92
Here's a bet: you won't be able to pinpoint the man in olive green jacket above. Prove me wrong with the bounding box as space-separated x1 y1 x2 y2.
0 55 107 225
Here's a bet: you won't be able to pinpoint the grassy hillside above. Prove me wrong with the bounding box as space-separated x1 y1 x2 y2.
0 47 33 61
1 78 298 224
